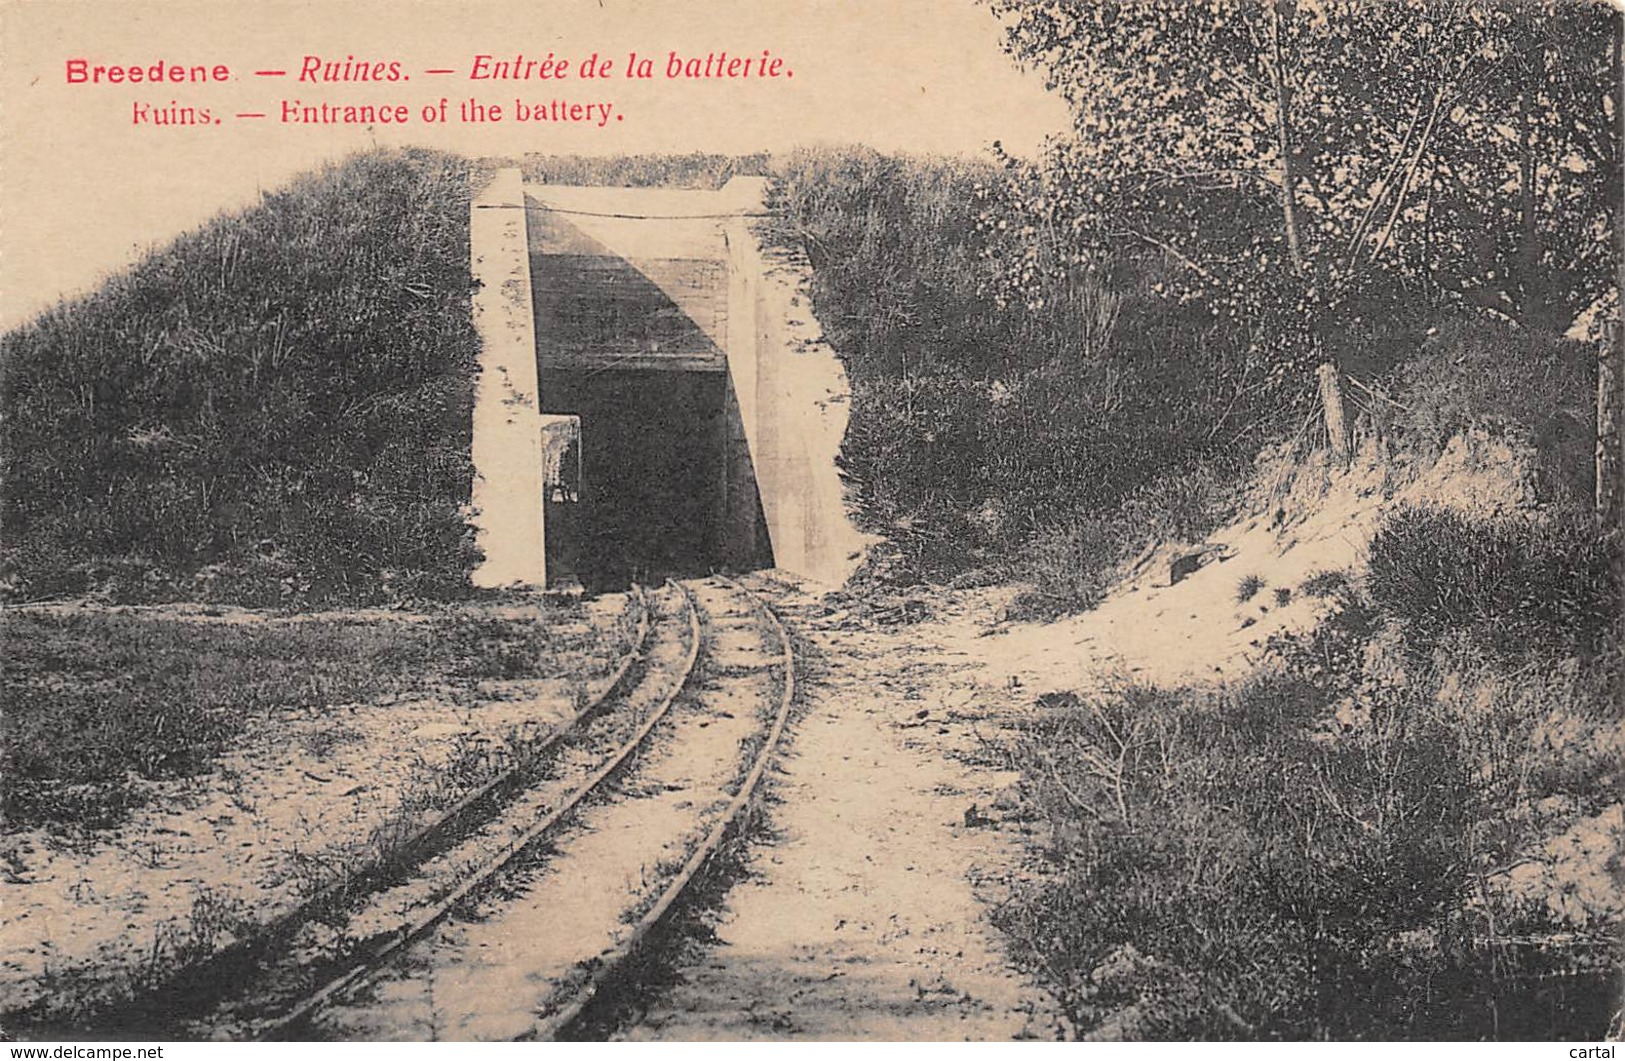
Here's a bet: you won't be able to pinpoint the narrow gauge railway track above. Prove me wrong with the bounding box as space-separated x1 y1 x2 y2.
151 581 699 1040
62 588 658 1039
230 576 796 1042
529 575 795 1041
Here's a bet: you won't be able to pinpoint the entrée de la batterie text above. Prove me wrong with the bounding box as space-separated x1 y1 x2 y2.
64 50 791 84
64 50 793 128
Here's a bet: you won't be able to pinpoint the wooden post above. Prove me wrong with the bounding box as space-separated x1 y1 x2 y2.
1598 324 1621 529
1317 362 1352 463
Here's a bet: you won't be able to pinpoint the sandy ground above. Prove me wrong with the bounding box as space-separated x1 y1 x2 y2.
624 432 1609 1042
964 431 1543 695
0 595 631 1026
7 430 1611 1041
628 580 1067 1041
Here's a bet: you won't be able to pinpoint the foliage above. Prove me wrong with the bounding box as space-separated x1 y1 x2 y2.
0 149 486 604
1299 568 1353 598
981 0 1622 388
1001 643 1622 1039
1391 317 1598 502
1365 505 1621 659
767 147 1010 381
768 147 1264 581
1012 461 1238 616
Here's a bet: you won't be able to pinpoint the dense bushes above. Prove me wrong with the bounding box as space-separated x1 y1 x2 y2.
768 147 1269 586
1002 495 1621 1038
1002 643 1622 1039
0 149 485 604
1366 506 1620 660
1388 320 1600 505
1014 462 1237 615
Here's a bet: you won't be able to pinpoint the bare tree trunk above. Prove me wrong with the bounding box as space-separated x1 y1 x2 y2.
1266 0 1306 277
1601 324 1622 529
1318 362 1351 464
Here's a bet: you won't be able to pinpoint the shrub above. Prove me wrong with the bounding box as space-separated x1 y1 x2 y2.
1299 569 1352 599
766 146 1275 586
1393 319 1597 504
1012 461 1240 617
516 152 768 189
1236 574 1266 603
1365 506 1620 659
1001 659 1620 1039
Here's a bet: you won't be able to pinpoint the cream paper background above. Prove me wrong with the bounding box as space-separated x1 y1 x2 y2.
1 0 1071 328
0 9 1070 1045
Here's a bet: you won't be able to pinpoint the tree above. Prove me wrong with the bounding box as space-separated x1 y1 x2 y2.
981 0 1621 393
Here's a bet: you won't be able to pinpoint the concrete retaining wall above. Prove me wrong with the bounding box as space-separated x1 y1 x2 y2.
722 177 876 586
469 167 547 588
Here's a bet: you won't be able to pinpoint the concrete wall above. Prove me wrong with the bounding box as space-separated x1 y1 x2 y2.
469 167 547 588
721 177 876 586
468 173 870 589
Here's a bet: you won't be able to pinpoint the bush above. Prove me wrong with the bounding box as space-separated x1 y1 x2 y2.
516 152 768 189
766 146 1277 585
1001 658 1621 1039
1013 462 1240 616
1365 506 1620 660
1393 319 1598 504
0 149 485 604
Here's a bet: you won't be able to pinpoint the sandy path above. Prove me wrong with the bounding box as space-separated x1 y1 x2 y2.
309 580 774 1041
627 583 1066 1041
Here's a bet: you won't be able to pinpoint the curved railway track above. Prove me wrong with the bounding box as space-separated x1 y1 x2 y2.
74 587 656 1038
528 575 795 1041
137 575 794 1042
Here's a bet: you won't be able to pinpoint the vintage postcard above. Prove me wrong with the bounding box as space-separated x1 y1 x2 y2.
1 0 1620 1046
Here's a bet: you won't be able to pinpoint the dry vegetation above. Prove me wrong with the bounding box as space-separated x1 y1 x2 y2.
1 126 1617 1040
761 139 1620 1038
1 601 619 831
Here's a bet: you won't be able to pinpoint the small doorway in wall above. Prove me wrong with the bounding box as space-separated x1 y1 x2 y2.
539 414 583 591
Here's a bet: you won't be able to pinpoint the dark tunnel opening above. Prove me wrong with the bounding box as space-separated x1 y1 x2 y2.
540 367 771 593
526 200 773 593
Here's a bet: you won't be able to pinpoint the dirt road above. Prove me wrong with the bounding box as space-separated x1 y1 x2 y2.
626 580 1066 1041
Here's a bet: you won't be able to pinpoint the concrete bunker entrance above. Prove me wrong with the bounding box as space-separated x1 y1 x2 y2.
524 189 770 592
541 366 768 592
470 172 869 593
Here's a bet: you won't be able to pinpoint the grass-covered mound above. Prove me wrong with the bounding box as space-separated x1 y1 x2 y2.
516 151 768 189
1 148 486 604
765 146 1259 592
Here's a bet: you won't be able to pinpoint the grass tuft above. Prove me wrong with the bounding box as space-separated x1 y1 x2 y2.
1299 569 1351 599
1365 505 1619 660
1235 574 1266 603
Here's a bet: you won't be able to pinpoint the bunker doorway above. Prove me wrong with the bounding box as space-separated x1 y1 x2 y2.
539 414 583 590
542 367 771 593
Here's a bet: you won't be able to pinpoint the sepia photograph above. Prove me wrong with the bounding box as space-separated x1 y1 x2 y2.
1 0 1621 1044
